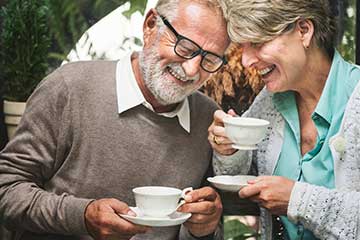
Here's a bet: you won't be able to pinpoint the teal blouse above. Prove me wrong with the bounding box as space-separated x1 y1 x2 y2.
272 51 360 240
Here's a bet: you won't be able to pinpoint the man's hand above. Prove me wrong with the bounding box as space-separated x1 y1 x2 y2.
85 198 150 240
239 176 295 216
178 187 223 237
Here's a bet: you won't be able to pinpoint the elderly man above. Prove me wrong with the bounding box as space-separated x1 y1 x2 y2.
0 0 230 239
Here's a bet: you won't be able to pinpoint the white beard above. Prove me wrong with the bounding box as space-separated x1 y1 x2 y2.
139 43 201 105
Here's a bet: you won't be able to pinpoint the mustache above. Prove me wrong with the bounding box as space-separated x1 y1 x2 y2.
166 63 200 82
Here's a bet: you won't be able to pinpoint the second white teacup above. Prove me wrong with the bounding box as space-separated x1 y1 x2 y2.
132 186 192 217
223 117 270 150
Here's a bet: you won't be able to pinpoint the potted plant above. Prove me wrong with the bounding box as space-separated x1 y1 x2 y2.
0 0 51 139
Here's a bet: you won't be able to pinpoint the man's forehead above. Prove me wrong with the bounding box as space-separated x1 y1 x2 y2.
169 2 229 53
179 2 219 17
175 0 222 19
171 2 226 32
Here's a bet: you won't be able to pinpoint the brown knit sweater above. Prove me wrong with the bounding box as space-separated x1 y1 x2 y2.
0 61 219 240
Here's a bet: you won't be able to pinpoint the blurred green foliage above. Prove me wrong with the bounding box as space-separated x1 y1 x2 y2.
337 0 356 62
0 0 149 101
47 0 148 69
225 219 259 240
0 0 51 101
0 0 358 237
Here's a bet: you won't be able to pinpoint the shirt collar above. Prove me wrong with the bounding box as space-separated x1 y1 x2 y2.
116 52 191 133
313 50 358 125
312 51 341 124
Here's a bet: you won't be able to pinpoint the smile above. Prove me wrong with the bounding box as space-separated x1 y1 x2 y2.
258 65 276 77
167 66 187 82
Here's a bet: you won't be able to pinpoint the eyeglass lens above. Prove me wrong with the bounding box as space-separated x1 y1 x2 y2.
160 16 225 73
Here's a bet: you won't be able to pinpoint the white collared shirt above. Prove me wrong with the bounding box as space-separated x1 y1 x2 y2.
115 53 191 133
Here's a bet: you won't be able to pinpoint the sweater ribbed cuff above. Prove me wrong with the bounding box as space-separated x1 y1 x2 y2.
189 231 215 240
64 197 95 235
287 182 310 223
179 223 222 240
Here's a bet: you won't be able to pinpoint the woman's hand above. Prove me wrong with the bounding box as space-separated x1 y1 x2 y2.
208 109 237 155
239 176 295 216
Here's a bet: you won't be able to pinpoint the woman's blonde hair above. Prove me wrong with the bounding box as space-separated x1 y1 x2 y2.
223 0 337 57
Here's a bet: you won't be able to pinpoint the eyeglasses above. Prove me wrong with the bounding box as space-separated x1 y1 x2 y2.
160 15 227 73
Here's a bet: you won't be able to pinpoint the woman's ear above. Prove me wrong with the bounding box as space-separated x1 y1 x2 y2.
297 19 314 49
143 8 158 47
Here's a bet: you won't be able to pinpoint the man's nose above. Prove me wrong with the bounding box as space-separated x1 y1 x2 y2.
182 55 202 78
241 44 259 68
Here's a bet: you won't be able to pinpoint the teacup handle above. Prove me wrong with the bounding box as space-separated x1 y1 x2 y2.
176 187 193 210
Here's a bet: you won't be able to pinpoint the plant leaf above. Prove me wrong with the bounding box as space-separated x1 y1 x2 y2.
224 219 258 240
122 0 147 18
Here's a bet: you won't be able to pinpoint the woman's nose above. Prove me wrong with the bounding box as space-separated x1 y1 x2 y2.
241 44 259 68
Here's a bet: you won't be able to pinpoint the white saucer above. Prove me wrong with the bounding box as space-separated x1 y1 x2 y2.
120 207 191 227
207 175 256 192
232 144 258 150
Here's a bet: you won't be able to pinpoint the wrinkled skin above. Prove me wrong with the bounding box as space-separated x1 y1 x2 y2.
178 186 223 237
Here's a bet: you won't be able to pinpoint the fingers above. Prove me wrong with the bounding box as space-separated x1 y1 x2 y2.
209 139 237 155
208 110 237 155
85 198 150 239
237 176 295 216
180 187 222 216
227 109 237 116
181 201 217 216
108 199 136 216
107 213 149 235
238 176 272 198
239 183 262 198
212 126 231 141
208 111 227 138
185 187 217 202
207 128 232 146
179 187 222 237
213 109 229 125
246 175 270 184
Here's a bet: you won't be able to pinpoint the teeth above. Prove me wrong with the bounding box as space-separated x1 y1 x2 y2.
168 67 187 82
258 65 275 76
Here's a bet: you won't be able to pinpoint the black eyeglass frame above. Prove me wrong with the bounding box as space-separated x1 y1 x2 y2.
160 15 227 73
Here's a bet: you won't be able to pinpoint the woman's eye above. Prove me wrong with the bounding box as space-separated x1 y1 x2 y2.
251 42 263 48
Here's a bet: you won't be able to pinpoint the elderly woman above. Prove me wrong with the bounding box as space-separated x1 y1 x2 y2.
209 0 360 239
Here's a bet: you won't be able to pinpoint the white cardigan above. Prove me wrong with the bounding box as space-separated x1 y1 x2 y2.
213 83 360 240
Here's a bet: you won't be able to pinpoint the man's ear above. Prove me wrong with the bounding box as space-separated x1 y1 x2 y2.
296 19 314 49
143 8 158 47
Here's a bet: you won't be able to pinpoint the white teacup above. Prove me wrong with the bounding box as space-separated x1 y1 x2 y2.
223 117 270 150
132 186 193 217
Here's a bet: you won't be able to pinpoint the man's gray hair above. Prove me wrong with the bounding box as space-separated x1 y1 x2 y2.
155 0 226 22
223 0 337 57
